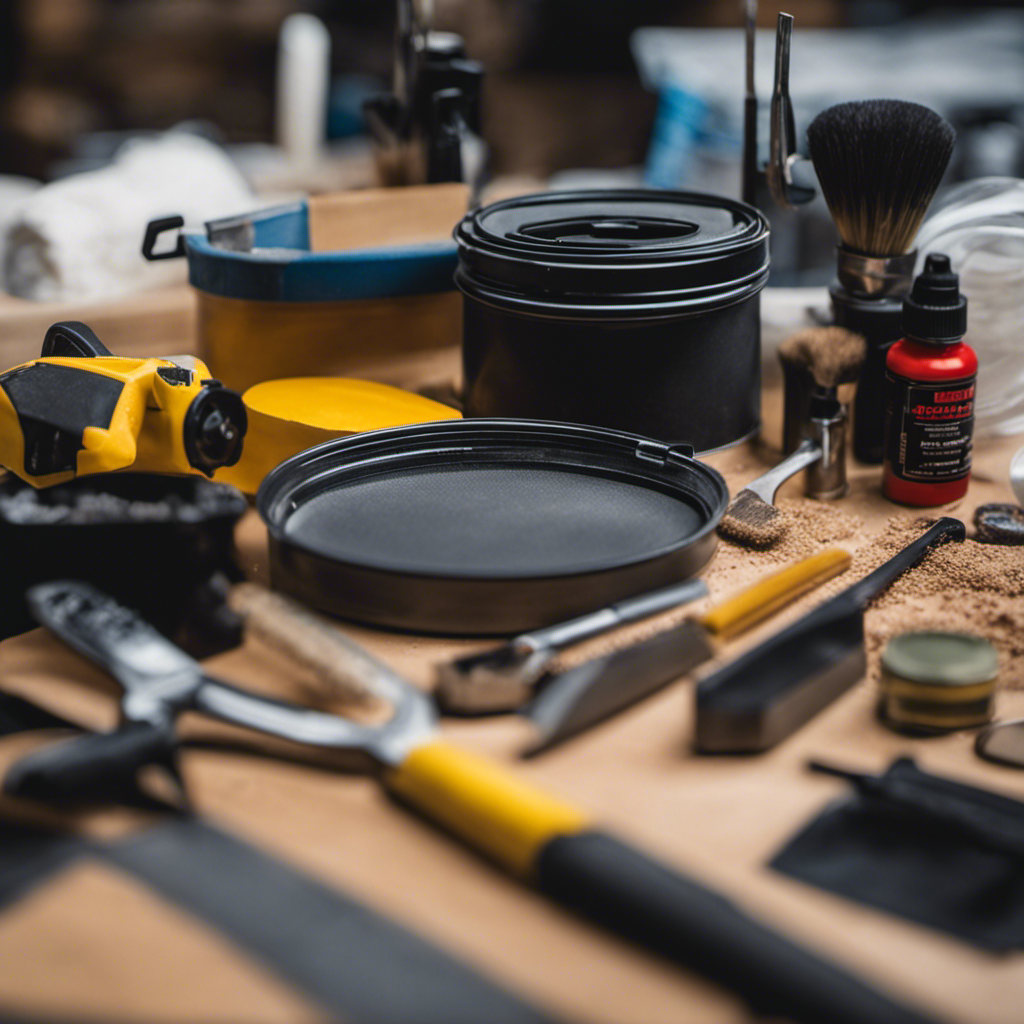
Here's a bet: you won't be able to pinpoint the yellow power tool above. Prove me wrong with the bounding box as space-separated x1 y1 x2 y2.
0 321 247 487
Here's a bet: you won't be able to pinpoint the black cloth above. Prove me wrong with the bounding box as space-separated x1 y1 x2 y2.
771 757 1024 952
0 691 556 1023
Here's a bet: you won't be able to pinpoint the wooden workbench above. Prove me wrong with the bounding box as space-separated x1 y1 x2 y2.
0 348 1022 1024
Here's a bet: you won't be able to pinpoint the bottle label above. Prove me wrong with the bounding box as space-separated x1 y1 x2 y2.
884 372 975 481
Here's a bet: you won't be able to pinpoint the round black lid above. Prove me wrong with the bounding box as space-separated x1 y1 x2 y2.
903 253 968 344
454 189 770 319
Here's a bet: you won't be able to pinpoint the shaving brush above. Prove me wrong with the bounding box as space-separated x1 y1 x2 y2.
778 326 866 454
807 100 955 463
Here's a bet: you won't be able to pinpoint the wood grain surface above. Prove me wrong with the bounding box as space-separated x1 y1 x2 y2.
0 286 196 370
0 396 1022 1023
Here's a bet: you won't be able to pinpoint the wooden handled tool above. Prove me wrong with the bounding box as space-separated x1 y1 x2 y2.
228 582 387 707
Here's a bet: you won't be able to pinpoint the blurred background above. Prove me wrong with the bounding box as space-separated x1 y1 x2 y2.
1 0 1023 285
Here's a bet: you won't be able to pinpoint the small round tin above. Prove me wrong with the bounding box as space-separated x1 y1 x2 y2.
879 631 999 734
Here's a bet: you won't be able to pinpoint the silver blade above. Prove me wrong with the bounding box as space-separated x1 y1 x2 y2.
436 578 708 714
523 621 716 756
27 581 201 701
28 581 436 766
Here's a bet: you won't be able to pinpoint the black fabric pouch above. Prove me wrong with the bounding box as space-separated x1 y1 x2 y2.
770 757 1024 952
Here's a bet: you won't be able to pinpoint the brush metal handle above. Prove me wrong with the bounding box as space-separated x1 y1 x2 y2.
519 578 708 654
804 396 848 500
836 248 917 298
743 438 821 503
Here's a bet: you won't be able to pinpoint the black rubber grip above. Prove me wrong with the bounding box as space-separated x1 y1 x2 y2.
4 721 178 805
535 831 943 1024
40 320 112 358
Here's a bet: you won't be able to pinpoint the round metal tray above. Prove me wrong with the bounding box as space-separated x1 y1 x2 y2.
257 419 728 635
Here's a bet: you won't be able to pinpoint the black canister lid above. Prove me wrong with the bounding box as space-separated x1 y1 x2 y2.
903 253 968 344
454 190 770 319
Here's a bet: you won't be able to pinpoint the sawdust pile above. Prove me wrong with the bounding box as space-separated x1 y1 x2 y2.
854 517 1024 689
552 501 1024 692
710 498 861 595
719 509 1024 689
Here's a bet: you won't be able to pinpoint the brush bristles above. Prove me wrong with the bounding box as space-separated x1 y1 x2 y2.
719 490 787 549
778 326 867 388
807 100 955 256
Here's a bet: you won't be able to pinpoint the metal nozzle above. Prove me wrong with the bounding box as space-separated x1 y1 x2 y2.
766 12 815 210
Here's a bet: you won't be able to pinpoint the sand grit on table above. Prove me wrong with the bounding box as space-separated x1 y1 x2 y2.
856 516 1024 690
550 500 1024 692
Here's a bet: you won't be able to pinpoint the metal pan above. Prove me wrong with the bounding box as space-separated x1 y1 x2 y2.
257 419 728 635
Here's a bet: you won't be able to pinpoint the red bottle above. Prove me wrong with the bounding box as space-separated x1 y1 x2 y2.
882 253 976 506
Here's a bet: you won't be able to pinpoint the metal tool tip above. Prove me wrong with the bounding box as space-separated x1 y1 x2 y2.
434 659 534 715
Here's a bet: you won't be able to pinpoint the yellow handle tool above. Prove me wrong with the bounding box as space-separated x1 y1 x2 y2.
386 740 589 879
12 576 936 1024
698 546 852 639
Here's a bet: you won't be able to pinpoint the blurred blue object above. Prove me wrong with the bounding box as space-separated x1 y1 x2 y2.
644 83 741 194
327 75 385 140
644 84 708 188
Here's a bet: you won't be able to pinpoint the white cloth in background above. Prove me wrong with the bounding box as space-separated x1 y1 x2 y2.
3 131 255 302
0 176 41 292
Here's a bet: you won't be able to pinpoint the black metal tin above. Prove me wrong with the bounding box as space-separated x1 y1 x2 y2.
257 419 728 636
455 190 770 453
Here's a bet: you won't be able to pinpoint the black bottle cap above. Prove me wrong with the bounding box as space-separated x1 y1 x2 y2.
902 252 968 344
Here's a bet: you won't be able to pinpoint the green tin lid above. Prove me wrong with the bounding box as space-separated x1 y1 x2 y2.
881 632 999 687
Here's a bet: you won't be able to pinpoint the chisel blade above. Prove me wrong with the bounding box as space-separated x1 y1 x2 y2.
694 603 866 754
522 621 716 756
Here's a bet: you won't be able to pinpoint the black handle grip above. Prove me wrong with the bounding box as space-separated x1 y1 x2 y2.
142 215 186 261
4 720 179 805
847 516 965 607
40 321 113 358
536 831 943 1024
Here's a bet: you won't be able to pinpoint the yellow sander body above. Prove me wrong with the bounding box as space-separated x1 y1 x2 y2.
0 345 246 488
219 377 461 494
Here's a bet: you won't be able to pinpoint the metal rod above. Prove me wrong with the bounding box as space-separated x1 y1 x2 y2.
742 0 759 206
766 12 794 208
774 12 792 97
